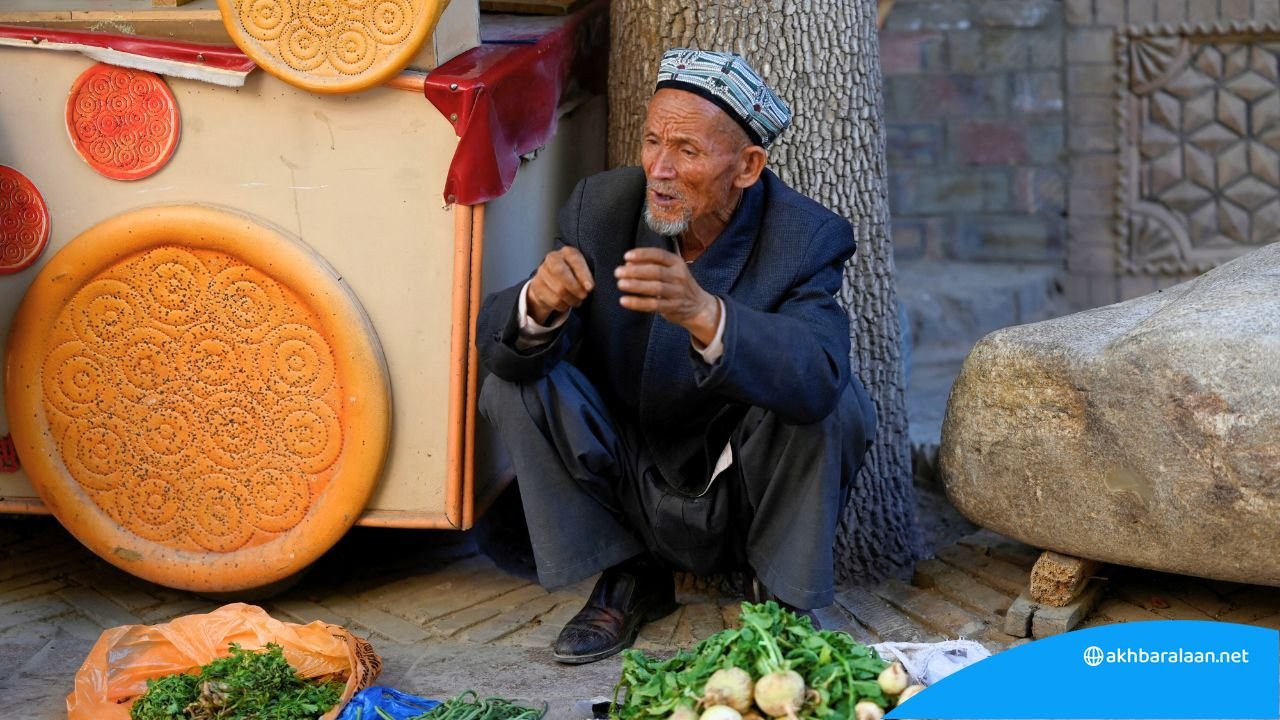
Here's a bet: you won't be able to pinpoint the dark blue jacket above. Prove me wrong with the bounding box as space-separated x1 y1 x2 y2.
477 166 856 493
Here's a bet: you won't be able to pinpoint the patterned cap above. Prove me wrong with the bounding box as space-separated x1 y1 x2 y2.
655 48 792 148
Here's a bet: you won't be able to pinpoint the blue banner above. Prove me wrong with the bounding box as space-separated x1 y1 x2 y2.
886 621 1279 719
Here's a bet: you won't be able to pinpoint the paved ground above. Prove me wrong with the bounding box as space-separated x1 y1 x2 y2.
4 506 1280 719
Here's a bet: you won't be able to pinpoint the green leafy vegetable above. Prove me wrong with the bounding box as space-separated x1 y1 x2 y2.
407 689 546 719
611 601 889 719
130 642 345 720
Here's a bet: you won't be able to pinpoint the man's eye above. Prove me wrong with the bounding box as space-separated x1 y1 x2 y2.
681 148 697 158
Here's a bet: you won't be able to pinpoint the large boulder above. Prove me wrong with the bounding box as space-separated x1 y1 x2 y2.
940 243 1280 587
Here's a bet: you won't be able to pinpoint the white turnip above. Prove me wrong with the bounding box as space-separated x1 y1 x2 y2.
854 700 885 720
699 705 743 720
753 669 805 718
703 667 754 713
669 705 700 720
897 684 926 704
877 661 909 696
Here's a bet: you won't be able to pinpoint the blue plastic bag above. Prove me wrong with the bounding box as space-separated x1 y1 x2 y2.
337 686 441 720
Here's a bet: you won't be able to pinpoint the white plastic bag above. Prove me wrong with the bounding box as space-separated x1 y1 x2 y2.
871 639 991 686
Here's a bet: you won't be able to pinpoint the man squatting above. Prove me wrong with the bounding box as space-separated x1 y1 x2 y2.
478 49 878 665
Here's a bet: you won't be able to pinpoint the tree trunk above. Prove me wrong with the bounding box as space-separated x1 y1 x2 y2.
608 0 923 583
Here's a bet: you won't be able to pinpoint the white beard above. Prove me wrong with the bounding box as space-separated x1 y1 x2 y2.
643 203 690 237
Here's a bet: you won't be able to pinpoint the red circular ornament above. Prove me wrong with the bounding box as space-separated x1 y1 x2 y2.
0 166 51 274
65 64 181 181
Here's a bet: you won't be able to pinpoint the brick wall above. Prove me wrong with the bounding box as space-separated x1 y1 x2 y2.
881 0 1067 264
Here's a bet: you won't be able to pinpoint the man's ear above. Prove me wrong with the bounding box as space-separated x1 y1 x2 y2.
734 146 768 189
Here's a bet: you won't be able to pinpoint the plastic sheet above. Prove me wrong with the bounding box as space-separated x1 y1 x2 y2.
872 639 992 686
67 602 382 720
337 686 442 720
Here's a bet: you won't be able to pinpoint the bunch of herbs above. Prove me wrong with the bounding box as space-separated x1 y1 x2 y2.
130 642 344 720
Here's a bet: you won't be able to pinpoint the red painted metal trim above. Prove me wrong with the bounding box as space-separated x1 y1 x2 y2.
0 24 255 74
423 0 607 205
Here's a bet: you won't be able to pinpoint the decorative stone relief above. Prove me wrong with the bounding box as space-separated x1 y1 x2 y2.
1117 21 1280 274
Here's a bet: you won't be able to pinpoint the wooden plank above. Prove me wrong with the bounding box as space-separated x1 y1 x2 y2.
1030 551 1102 607
1091 597 1165 624
835 586 940 644
872 578 989 638
936 544 1030 596
914 558 1016 619
1115 582 1214 621
1218 586 1280 624
956 529 1040 567
479 0 585 15
153 0 198 6
1031 581 1104 638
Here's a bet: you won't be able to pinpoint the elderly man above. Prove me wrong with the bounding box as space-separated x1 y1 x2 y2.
477 48 877 664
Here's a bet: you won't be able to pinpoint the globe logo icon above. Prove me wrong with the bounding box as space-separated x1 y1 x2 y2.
1083 646 1105 666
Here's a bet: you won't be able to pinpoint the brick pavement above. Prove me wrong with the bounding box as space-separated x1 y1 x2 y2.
3 515 1280 718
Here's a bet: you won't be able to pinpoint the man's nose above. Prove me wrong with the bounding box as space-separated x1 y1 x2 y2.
648 148 677 179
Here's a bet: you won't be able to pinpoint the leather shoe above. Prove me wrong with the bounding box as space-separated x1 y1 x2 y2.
552 559 678 664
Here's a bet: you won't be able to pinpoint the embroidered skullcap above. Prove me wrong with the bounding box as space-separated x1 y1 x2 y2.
655 48 792 148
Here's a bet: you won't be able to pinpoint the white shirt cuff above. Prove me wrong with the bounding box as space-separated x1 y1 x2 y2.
692 297 726 364
516 280 568 350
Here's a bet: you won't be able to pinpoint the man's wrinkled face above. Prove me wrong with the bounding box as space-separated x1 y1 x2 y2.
641 89 750 237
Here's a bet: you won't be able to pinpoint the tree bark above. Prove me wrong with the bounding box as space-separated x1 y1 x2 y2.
608 0 923 583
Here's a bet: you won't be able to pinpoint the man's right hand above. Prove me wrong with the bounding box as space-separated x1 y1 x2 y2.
526 246 594 325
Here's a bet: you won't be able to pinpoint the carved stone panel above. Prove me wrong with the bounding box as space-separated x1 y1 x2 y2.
1118 22 1280 274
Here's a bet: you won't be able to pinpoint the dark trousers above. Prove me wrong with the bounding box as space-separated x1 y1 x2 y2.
479 363 876 609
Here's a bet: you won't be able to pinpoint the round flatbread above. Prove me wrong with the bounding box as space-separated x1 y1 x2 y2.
218 0 446 93
6 205 390 591
65 64 181 181
0 166 51 274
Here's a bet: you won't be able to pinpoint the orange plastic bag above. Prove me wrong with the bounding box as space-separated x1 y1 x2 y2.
67 602 381 720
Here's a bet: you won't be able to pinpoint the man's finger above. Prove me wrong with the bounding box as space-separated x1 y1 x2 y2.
544 257 589 300
619 295 662 313
623 247 680 265
614 262 671 281
616 279 667 297
563 249 595 292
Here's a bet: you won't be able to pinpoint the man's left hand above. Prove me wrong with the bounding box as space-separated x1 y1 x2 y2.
616 248 720 346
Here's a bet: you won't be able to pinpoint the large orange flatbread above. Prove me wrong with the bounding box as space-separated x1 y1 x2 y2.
6 205 390 591
217 0 446 93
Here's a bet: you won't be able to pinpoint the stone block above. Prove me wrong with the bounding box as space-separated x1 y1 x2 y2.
1060 273 1091 308
1013 71 1064 115
951 120 1030 165
892 168 1011 214
886 123 944 166
1128 0 1157 23
1067 63 1117 96
1028 30 1064 68
973 0 1058 28
881 32 947 75
1187 0 1217 20
1068 214 1114 243
983 29 1033 71
1119 274 1159 300
1155 0 1187 21
1071 153 1118 185
947 30 983 74
1069 123 1117 152
1257 0 1280 20
1067 27 1115 63
885 0 975 32
891 219 930 260
1069 182 1116 216
1094 0 1125 25
1015 167 1066 214
954 215 1064 261
1028 122 1066 164
885 74 1011 120
1031 581 1104 637
1221 0 1251 18
1069 95 1114 125
1067 241 1116 273
1064 0 1093 25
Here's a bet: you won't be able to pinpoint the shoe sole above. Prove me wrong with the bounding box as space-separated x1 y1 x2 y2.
551 599 680 665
